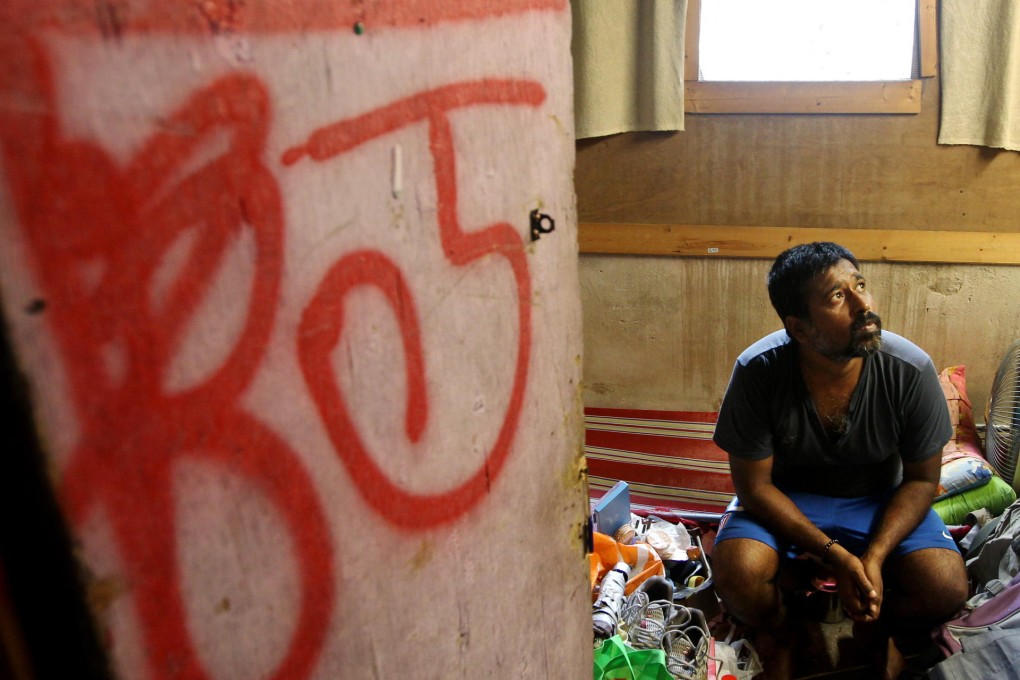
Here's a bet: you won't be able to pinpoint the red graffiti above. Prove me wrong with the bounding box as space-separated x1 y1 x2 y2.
287 80 544 529
0 19 548 680
0 41 334 679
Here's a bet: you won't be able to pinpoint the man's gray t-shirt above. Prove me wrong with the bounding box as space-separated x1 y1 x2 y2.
713 330 952 498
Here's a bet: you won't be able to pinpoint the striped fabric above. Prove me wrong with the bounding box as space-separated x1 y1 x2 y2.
585 407 735 515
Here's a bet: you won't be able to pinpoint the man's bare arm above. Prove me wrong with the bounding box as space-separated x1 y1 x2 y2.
730 455 881 621
729 456 833 556
862 454 941 566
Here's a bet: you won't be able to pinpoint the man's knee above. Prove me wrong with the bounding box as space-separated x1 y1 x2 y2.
928 551 969 619
712 538 780 598
713 538 786 629
887 548 968 621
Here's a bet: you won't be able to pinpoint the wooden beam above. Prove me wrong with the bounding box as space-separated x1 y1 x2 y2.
684 0 701 82
918 0 939 78
578 223 1020 265
685 80 922 115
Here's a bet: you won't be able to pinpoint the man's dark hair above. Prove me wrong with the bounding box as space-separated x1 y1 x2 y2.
767 242 860 322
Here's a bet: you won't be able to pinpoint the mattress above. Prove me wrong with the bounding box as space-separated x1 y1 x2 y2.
585 407 736 517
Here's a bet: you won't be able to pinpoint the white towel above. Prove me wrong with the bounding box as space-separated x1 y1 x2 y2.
572 0 687 139
939 0 1020 151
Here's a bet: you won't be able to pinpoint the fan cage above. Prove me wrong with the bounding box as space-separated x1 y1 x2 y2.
986 340 1020 492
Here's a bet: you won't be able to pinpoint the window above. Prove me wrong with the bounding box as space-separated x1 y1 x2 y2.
684 0 936 114
699 0 915 82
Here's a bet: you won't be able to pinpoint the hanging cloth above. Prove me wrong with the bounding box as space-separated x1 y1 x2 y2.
572 0 688 139
939 0 1020 152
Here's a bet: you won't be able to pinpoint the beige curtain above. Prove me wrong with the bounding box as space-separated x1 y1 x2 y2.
939 0 1020 151
572 0 688 139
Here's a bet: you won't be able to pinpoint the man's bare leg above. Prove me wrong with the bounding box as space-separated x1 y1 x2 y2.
852 620 904 680
883 548 967 622
857 547 968 679
713 538 793 680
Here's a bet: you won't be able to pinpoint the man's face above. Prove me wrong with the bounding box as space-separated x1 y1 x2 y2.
799 259 882 361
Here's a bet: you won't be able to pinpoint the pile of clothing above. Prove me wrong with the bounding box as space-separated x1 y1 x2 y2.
589 515 761 680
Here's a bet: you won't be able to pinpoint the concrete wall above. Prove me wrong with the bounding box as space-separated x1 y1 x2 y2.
0 2 589 678
577 77 1020 417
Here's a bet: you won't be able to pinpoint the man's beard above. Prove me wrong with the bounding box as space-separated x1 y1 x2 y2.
805 311 883 361
848 311 883 357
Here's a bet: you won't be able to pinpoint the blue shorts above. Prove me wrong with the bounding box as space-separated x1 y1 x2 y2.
715 491 960 559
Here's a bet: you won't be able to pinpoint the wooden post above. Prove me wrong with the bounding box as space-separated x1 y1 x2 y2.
0 2 588 677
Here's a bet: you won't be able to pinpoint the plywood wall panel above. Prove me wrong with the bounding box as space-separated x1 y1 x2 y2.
577 82 1020 233
581 256 775 411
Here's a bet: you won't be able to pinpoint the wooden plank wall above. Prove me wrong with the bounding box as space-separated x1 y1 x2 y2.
579 223 1020 265
576 77 1020 416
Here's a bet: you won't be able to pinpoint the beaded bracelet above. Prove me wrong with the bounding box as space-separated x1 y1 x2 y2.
822 538 839 562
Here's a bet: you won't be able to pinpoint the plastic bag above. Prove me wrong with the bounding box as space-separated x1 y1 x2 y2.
590 532 665 597
593 635 674 680
642 517 692 561
711 638 763 680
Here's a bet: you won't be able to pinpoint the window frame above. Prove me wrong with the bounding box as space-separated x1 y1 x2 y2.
684 0 938 114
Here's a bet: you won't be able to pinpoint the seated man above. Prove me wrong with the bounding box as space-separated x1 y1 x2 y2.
711 242 968 680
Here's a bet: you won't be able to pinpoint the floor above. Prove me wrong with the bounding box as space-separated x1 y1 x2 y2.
789 617 944 679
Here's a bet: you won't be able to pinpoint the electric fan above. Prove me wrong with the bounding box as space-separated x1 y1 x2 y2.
986 339 1020 494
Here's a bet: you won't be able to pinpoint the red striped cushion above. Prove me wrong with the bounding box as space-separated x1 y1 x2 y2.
585 408 735 515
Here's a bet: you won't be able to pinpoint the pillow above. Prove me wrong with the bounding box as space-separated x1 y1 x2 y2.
936 456 995 501
936 366 989 503
933 475 1018 526
939 365 984 462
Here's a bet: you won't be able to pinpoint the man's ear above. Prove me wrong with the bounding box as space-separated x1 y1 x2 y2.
784 315 809 343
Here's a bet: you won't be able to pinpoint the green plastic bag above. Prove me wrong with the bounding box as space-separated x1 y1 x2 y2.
593 635 673 680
